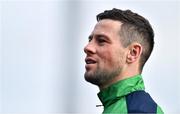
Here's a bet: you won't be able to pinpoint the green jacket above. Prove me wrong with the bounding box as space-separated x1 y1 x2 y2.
98 74 163 114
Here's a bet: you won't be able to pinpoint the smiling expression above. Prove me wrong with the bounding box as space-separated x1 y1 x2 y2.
84 19 127 86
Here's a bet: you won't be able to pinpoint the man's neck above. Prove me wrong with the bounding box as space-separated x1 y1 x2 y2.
99 68 140 90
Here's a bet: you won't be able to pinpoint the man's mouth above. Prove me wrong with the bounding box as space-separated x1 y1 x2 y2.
85 57 97 64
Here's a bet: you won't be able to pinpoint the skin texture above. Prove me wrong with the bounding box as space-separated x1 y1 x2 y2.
84 19 142 90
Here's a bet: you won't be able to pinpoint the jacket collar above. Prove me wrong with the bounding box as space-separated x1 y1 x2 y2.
97 74 145 107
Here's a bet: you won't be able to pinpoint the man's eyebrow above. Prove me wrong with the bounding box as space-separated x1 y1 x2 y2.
88 34 110 41
96 34 106 38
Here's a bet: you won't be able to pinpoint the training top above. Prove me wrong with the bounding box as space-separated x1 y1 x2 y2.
98 74 164 114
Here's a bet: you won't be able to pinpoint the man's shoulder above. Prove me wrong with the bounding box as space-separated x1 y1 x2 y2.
125 90 158 113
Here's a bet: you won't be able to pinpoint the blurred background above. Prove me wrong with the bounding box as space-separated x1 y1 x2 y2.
0 0 180 113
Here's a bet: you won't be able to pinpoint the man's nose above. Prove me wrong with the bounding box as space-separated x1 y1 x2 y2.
84 42 96 55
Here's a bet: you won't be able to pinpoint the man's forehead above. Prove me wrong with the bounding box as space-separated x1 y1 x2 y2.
91 19 122 35
96 19 122 27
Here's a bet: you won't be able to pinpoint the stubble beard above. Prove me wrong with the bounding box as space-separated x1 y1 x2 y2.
84 65 122 87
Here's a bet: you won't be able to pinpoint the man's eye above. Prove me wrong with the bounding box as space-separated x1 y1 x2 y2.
88 36 93 42
97 38 106 43
88 38 92 42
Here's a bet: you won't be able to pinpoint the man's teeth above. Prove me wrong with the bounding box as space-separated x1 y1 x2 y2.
87 60 96 64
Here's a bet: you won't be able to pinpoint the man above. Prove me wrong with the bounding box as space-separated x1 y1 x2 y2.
84 8 163 113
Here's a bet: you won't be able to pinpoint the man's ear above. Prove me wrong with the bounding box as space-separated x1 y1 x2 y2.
126 43 142 64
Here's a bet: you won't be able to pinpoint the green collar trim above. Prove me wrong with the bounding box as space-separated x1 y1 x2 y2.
97 74 145 107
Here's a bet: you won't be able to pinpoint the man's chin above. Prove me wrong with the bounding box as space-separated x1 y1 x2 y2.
84 67 122 87
84 72 99 85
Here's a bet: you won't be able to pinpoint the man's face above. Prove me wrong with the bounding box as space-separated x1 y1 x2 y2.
84 19 127 86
